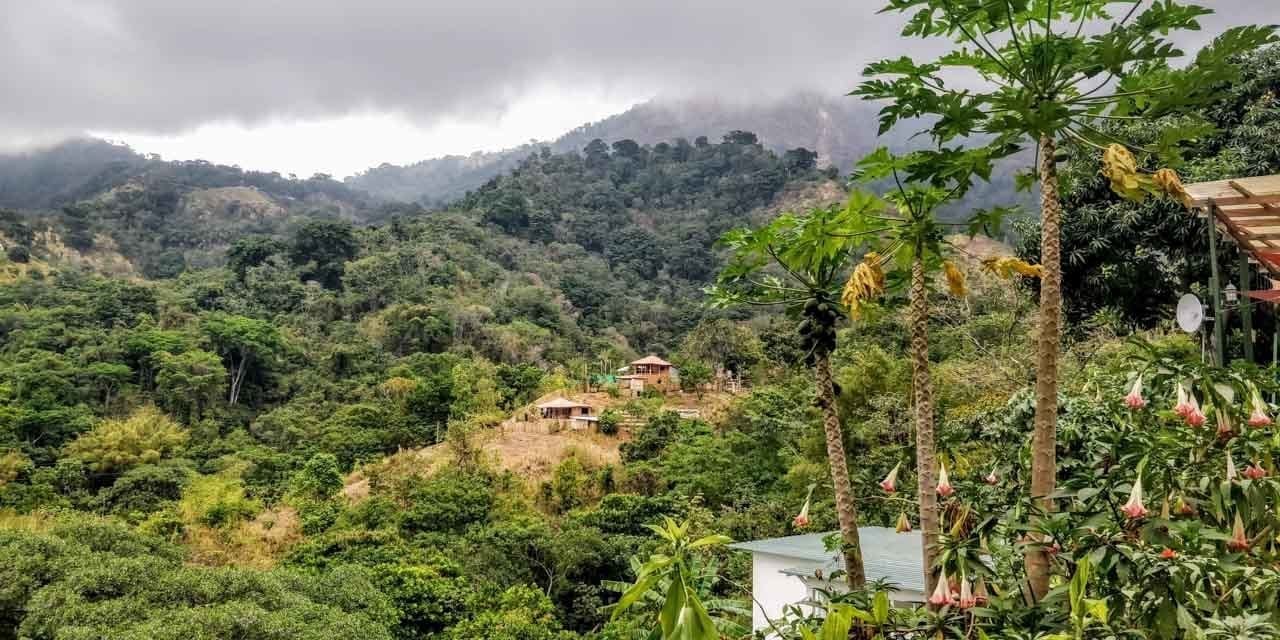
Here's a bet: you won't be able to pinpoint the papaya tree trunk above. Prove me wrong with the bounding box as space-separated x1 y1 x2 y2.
813 349 866 588
908 257 939 599
1027 134 1063 600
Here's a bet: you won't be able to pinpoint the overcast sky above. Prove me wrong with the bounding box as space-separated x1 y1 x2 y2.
3 1 1277 178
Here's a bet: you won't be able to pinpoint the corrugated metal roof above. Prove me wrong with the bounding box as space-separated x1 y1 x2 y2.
536 397 592 409
630 355 673 366
729 527 924 593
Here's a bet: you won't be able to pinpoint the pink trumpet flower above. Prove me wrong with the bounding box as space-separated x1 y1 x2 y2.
1176 495 1196 516
1174 384 1193 417
879 463 900 493
1227 453 1239 483
1124 375 1147 409
1244 463 1268 480
1216 410 1235 438
974 578 990 605
1121 477 1148 519
1185 392 1206 427
928 569 953 606
1228 512 1250 552
793 484 816 529
895 511 912 533
936 462 955 498
958 579 977 609
1249 391 1272 427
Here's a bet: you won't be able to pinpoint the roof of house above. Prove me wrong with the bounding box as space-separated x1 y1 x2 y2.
729 527 924 593
536 397 592 409
630 355 673 366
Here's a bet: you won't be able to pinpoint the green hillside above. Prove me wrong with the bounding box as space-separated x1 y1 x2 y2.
2 30 1280 640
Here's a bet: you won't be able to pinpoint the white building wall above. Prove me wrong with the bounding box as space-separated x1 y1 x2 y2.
749 554 928 636
750 552 825 635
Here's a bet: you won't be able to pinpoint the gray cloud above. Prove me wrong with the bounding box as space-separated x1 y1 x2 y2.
1 0 1276 147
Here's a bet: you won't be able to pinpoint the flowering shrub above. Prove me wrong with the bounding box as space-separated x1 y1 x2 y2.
750 339 1280 639
974 340 1280 638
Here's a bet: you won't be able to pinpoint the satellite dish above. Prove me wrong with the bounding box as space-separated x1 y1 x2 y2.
1177 293 1204 333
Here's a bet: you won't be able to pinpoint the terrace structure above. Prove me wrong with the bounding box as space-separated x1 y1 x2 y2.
1182 174 1280 365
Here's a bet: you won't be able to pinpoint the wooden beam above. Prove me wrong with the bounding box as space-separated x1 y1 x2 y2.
1227 218 1280 227
1191 195 1280 207
1242 251 1255 362
1229 180 1280 214
1213 204 1280 277
1209 207 1226 366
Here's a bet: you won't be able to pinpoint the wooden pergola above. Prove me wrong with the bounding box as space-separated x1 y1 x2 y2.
1182 175 1280 365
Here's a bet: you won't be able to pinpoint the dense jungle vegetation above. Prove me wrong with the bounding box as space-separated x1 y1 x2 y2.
1 8 1280 640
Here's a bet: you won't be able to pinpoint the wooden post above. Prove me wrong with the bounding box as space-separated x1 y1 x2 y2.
1240 251 1254 362
1208 209 1226 366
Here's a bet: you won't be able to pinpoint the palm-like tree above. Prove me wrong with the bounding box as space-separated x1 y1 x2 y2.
711 192 891 588
841 148 988 600
856 0 1275 599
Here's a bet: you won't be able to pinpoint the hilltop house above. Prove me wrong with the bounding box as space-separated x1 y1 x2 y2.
729 528 925 635
534 397 595 430
617 355 678 394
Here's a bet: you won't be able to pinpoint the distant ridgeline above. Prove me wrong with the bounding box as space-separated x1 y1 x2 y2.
0 131 839 354
346 91 879 205
0 138 382 277
453 131 833 263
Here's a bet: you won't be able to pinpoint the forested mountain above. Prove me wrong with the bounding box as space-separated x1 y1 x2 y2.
347 92 883 205
348 92 1029 220
1 5 1278 638
0 138 148 211
0 131 833 353
0 139 383 277
0 128 849 638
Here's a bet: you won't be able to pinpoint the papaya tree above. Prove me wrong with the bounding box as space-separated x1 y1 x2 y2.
856 0 1277 599
711 192 890 587
843 148 1008 599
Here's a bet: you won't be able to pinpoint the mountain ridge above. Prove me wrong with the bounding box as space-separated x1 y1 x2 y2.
346 91 890 205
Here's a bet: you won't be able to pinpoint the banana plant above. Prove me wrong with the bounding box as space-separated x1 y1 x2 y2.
601 556 749 640
610 518 733 640
1041 557 1124 640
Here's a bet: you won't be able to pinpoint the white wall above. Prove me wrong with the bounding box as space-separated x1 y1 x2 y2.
749 553 927 636
749 552 825 635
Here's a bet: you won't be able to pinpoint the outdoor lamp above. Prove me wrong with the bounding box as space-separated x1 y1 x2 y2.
1226 283 1239 304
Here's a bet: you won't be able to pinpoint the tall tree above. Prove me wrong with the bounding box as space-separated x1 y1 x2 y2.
843 148 995 599
155 349 224 423
857 1 1276 599
201 313 283 406
290 220 357 289
711 193 892 588
227 236 287 282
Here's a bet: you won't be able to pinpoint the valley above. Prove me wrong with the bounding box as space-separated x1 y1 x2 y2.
0 17 1278 640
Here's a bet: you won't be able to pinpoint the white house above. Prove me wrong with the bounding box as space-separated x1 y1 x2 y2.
729 527 925 634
